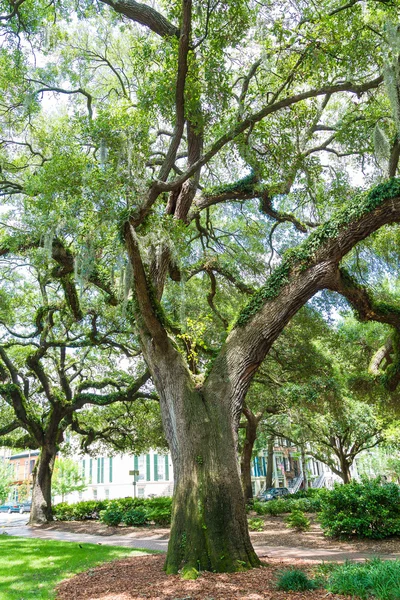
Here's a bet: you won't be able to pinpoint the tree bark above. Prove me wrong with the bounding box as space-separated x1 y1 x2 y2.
339 457 352 484
266 437 274 488
240 407 259 502
29 447 56 525
301 446 309 491
140 341 260 577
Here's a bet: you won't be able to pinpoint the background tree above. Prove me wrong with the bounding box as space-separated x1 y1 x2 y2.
0 265 152 524
1 0 400 576
52 458 87 503
0 461 13 503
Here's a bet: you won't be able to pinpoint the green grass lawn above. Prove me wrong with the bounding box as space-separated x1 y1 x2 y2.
0 534 149 600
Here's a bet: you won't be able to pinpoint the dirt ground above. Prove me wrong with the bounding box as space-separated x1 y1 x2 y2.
41 514 400 554
56 554 347 600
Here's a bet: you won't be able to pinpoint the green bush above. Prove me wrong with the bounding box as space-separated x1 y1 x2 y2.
285 509 311 531
263 499 288 516
326 558 400 600
276 568 319 591
53 496 173 527
286 498 312 512
319 480 400 539
99 505 124 526
248 517 264 532
123 507 148 527
72 500 109 520
52 502 76 521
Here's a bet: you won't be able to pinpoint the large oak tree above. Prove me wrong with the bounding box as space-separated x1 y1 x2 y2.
1 0 400 576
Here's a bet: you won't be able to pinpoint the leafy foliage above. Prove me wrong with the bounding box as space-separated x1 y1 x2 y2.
319 480 400 539
326 558 400 600
276 568 319 592
285 510 311 532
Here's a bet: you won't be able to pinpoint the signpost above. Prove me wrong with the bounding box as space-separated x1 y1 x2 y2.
129 469 140 498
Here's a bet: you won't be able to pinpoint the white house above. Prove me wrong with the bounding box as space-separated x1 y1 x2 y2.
64 450 174 504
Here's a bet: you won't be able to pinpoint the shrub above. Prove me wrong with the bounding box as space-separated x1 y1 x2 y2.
72 500 109 520
286 498 312 512
248 518 264 532
263 499 288 516
52 502 75 521
115 497 147 511
326 558 400 600
99 504 124 527
276 568 319 592
285 510 311 531
319 480 400 539
123 507 148 527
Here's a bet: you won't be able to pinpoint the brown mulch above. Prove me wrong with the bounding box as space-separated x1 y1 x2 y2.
56 554 346 600
41 515 400 554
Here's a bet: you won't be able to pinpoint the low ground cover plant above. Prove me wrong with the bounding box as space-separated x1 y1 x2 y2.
247 517 264 531
326 558 400 600
319 480 400 538
276 568 319 591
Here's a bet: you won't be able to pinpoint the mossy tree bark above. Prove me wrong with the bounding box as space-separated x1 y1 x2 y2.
29 446 56 525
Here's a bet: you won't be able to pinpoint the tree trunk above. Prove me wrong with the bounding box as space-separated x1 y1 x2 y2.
266 436 274 488
240 408 259 502
140 342 260 577
339 459 352 484
165 390 260 577
29 447 56 525
301 446 308 491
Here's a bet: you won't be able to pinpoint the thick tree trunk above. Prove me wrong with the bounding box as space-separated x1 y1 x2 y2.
165 392 260 577
339 459 352 484
29 447 56 525
240 409 259 502
266 437 274 488
140 341 260 577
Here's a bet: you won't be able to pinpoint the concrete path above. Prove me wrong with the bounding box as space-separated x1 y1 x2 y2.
1 515 400 562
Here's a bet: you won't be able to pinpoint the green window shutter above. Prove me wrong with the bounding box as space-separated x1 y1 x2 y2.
165 455 169 481
154 454 159 482
109 458 113 483
82 459 86 479
89 459 92 484
146 454 151 481
97 458 100 483
101 458 105 483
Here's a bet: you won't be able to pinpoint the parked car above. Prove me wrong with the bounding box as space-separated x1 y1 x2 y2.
19 502 31 514
257 487 290 502
0 502 20 513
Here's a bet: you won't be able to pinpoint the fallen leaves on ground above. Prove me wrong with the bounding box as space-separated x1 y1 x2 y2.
56 554 347 600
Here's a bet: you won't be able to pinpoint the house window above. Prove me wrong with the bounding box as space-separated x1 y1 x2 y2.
81 459 86 479
24 460 29 479
97 458 104 484
154 455 169 481
109 458 113 483
93 489 97 499
78 492 83 501
105 489 110 499
89 459 93 484
138 487 145 498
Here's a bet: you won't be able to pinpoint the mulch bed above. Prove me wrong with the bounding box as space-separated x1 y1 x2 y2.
42 516 400 554
56 554 347 600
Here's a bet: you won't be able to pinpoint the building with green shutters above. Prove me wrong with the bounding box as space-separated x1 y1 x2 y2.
65 450 173 503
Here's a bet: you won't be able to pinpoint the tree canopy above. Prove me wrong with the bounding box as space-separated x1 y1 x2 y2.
1 0 400 575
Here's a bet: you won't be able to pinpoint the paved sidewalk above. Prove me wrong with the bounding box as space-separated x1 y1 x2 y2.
2 522 400 562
